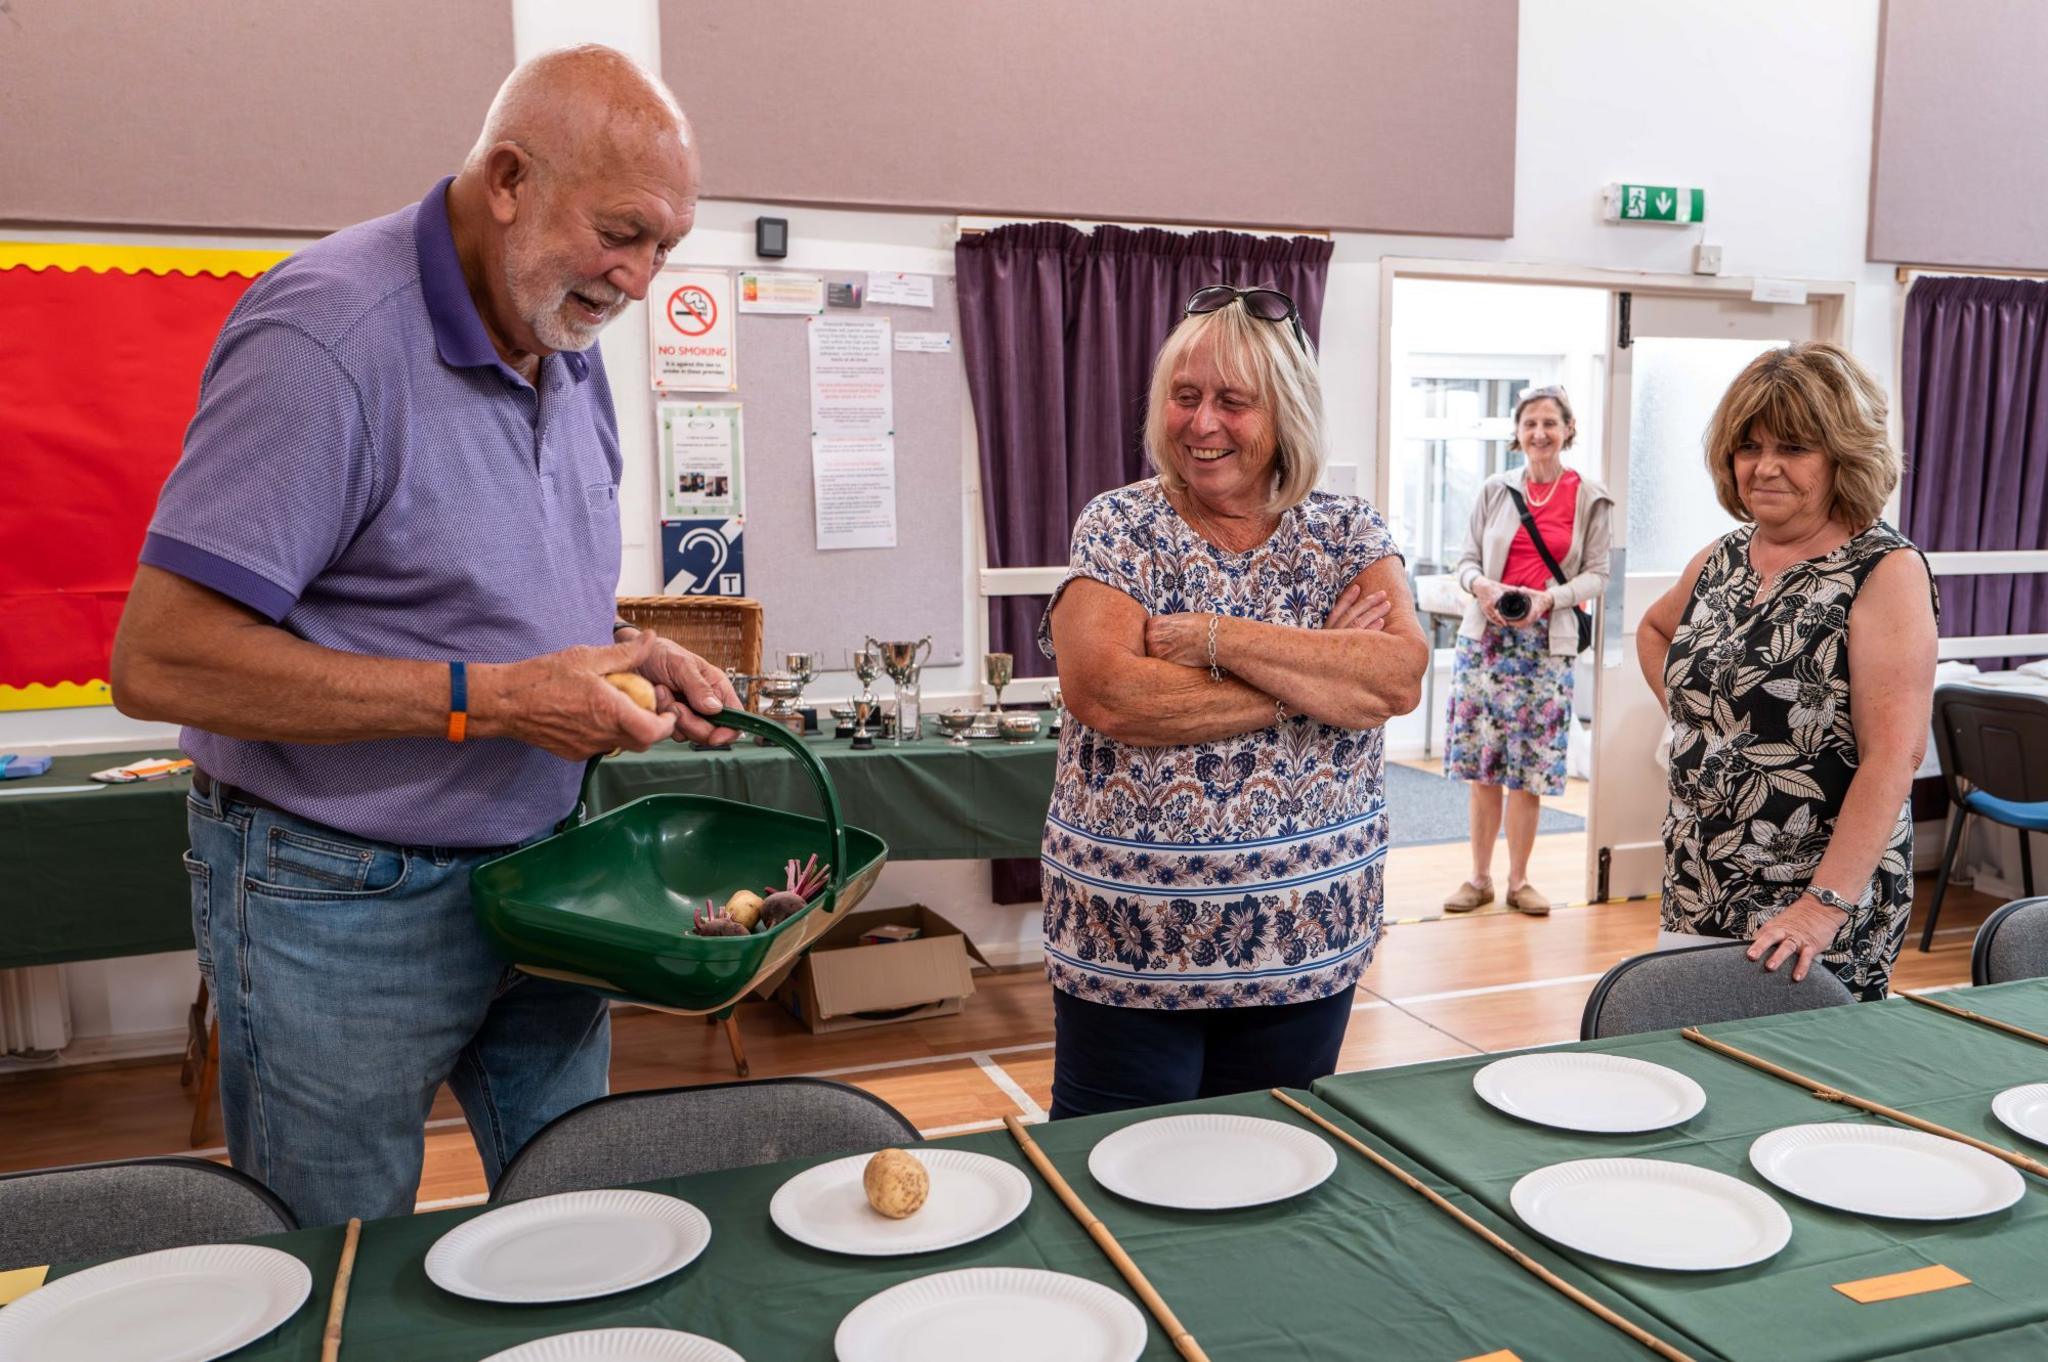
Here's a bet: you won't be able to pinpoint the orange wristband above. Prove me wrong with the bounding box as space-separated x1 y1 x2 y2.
446 661 468 742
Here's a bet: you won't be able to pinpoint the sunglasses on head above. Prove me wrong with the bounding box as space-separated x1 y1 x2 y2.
1184 285 1309 354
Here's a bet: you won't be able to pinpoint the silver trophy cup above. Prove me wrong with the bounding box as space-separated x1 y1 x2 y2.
867 636 932 744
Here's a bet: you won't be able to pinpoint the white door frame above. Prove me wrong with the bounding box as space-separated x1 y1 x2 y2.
1373 258 1854 515
1376 258 1856 901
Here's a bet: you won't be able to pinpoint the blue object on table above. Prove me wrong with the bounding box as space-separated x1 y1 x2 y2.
0 755 53 779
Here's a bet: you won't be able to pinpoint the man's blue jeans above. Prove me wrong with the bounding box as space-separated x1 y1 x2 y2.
184 779 609 1226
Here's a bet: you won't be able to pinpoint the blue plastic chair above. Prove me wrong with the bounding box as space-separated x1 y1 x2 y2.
1919 685 2048 952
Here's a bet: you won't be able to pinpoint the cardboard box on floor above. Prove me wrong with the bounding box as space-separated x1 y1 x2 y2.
772 904 988 1033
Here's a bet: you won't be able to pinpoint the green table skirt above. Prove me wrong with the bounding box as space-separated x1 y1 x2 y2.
47 1090 1702 1362
0 752 195 969
0 733 1059 969
1313 979 2048 1362
591 732 1057 862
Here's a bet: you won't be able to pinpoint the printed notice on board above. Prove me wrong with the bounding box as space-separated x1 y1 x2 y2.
659 401 743 519
895 331 952 353
738 271 825 314
812 435 897 550
649 268 736 392
808 316 893 437
866 272 935 308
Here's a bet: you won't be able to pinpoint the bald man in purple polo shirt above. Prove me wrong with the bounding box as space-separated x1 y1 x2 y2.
110 47 739 1226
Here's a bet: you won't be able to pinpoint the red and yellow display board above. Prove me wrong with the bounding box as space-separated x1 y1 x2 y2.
0 243 287 711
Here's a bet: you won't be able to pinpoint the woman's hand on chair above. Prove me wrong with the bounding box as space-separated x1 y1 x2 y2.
1748 894 1849 982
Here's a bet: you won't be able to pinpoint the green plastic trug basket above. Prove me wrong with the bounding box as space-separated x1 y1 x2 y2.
472 707 888 1014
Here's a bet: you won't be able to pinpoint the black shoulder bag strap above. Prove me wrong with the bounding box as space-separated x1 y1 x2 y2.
1503 483 1593 654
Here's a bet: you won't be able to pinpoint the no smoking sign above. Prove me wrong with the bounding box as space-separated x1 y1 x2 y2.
650 268 735 392
667 285 718 335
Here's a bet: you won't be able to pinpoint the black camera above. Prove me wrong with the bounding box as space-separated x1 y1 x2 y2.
1496 590 1531 621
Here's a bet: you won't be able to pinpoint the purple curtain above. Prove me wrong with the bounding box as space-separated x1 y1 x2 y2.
957 223 1335 677
1900 277 2048 669
956 224 1334 905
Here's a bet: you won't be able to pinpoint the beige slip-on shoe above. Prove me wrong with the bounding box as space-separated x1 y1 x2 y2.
1506 883 1553 916
1443 880 1494 913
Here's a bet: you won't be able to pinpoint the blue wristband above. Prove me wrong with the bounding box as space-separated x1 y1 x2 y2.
447 661 469 742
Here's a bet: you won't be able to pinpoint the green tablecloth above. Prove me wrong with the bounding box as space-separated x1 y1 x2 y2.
44 1090 1697 1362
591 732 1057 861
1313 979 2048 1362
0 752 195 969
1 735 1057 968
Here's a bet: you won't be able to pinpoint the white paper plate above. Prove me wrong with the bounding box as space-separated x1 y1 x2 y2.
425 1189 711 1303
1474 1053 1706 1133
1992 1083 2048 1146
0 1243 311 1362
1749 1123 2025 1220
1510 1158 1791 1271
481 1329 744 1361
770 1149 1030 1256
835 1267 1146 1362
1086 1114 1336 1210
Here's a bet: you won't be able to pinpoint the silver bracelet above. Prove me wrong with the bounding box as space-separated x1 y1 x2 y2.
1206 613 1223 681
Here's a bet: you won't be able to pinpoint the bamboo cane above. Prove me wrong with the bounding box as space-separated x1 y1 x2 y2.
1269 1091 1698 1362
319 1217 362 1362
1900 989 2048 1049
1680 1028 2048 1177
1003 1115 1209 1362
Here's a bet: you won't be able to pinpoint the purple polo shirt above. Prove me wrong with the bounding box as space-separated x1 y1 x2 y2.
141 179 622 848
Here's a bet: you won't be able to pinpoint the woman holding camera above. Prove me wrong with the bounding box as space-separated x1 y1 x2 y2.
1443 386 1612 915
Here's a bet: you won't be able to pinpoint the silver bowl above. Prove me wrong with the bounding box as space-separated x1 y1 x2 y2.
937 709 978 747
998 713 1041 743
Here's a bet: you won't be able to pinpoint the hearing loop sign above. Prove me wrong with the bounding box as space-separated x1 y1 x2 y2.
650 267 736 392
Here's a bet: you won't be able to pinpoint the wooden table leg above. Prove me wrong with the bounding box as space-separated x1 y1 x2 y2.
721 1012 749 1078
180 977 210 1087
189 1018 218 1147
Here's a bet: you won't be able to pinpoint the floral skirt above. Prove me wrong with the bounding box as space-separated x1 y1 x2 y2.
1442 624 1574 797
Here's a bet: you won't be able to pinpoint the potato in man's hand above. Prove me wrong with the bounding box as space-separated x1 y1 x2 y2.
605 672 658 711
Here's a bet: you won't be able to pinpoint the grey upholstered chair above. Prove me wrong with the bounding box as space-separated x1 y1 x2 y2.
1972 897 2048 986
492 1077 921 1203
1580 940 1857 1040
0 1157 296 1271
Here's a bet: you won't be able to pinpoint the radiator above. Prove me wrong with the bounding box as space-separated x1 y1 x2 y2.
0 965 72 1056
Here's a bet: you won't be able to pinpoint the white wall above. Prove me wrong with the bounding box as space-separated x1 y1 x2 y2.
7 0 1896 1045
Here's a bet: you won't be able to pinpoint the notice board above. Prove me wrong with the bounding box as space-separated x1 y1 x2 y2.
710 272 966 672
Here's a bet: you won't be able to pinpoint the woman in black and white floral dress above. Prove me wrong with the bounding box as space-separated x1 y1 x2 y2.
1637 343 1938 1000
1041 286 1430 1117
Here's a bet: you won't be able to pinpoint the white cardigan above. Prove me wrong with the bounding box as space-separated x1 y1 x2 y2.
1452 466 1614 657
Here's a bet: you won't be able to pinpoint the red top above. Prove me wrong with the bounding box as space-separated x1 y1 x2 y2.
1501 469 1580 593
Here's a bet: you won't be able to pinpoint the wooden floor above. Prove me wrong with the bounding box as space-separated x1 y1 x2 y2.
0 852 1999 1211
1381 758 1590 922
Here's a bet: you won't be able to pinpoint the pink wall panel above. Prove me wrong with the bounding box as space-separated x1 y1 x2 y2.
661 0 1517 236
1870 0 2048 268
0 0 515 232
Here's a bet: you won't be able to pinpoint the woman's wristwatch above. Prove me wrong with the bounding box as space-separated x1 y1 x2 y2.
1805 885 1856 915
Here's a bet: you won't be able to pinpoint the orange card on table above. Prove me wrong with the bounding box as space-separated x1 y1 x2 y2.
1833 1265 1971 1303
1457 1351 1523 1362
0 1264 48 1305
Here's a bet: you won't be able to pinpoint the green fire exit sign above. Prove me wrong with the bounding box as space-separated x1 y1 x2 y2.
1603 183 1705 224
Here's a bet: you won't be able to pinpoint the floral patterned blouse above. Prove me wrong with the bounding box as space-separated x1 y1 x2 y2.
1661 520 1936 1000
1036 479 1401 1010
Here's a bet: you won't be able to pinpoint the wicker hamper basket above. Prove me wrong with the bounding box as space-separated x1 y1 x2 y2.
617 595 763 677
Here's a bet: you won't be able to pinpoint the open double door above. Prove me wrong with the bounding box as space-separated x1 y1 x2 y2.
1381 263 1848 904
